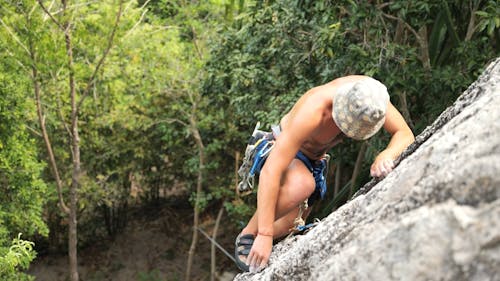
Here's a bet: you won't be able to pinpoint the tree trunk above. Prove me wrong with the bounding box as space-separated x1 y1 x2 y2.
211 206 224 281
234 151 240 194
349 142 367 198
185 115 205 281
417 26 431 70
65 10 80 281
334 162 342 198
68 179 79 281
465 1 480 41
398 90 415 130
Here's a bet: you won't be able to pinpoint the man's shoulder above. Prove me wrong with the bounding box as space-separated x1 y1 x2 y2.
299 88 330 109
312 76 361 94
328 75 369 86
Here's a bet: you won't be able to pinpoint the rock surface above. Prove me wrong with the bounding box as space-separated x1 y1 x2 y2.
235 58 500 281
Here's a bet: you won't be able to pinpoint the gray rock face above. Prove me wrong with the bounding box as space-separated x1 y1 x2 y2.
235 58 500 281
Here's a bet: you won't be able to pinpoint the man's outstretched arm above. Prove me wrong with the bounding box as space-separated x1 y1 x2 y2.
371 102 415 177
246 102 321 272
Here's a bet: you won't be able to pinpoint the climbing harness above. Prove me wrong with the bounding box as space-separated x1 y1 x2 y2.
288 200 321 237
288 219 321 236
295 151 330 205
237 122 329 236
237 122 275 193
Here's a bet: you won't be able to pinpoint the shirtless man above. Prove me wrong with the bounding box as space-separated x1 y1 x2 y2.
235 75 415 273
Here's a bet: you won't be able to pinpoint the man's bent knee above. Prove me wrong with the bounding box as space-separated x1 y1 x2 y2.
275 161 315 217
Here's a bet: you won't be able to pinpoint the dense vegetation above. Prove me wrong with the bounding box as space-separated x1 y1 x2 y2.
0 0 498 280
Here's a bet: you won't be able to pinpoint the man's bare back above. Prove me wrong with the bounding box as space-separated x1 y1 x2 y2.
279 76 368 159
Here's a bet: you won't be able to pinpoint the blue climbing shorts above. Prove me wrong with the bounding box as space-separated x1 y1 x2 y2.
248 128 329 205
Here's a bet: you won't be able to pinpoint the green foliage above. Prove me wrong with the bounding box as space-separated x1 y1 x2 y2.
136 269 162 281
224 198 254 227
0 56 48 274
203 0 498 214
476 0 500 36
3 0 236 253
0 234 36 281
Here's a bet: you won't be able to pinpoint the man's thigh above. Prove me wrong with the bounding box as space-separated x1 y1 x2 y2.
274 158 315 219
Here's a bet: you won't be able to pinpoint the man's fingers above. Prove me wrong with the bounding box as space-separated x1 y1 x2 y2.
247 249 259 268
370 165 380 177
259 258 268 271
252 255 260 268
379 166 387 176
246 235 272 273
371 157 395 178
249 254 264 273
381 160 394 176
251 256 268 273
384 159 394 170
246 251 254 266
371 164 386 178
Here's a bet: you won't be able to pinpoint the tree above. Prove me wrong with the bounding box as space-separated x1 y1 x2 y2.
133 2 226 279
0 61 48 279
1 1 127 280
34 1 123 279
2 0 235 278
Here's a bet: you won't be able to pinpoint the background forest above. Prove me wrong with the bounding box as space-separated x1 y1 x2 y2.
0 0 498 280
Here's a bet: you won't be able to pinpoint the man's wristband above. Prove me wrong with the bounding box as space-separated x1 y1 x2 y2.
258 231 273 237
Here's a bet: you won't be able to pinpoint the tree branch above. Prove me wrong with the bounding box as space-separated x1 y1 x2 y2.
123 0 151 39
25 8 70 214
397 90 415 130
30 47 70 215
334 162 342 197
151 118 189 127
185 110 205 281
349 142 367 198
36 0 65 31
4 48 29 73
56 93 72 137
25 125 43 138
211 205 224 281
382 12 430 69
76 0 124 113
0 18 30 55
381 12 422 43
38 1 99 18
465 0 481 41
190 26 203 60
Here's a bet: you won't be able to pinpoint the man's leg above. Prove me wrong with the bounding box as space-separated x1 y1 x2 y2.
272 207 302 238
240 205 302 240
236 159 314 267
240 158 315 238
